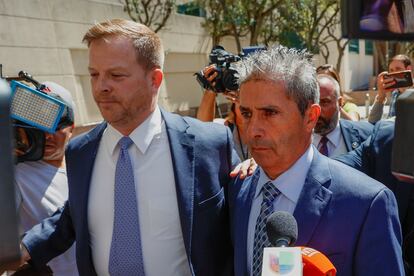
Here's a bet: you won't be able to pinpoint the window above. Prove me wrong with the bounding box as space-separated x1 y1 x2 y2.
177 2 206 17
365 40 373 55
348 39 359 54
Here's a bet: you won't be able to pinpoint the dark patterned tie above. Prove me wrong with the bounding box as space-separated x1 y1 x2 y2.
252 181 281 276
109 137 145 275
318 135 329 156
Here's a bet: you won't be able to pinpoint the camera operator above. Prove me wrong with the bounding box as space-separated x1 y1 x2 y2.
14 81 78 275
368 54 413 124
196 65 249 161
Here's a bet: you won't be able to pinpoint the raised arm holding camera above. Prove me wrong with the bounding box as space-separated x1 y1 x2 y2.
369 54 413 124
196 46 265 160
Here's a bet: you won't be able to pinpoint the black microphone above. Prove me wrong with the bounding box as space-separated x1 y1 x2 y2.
266 211 298 247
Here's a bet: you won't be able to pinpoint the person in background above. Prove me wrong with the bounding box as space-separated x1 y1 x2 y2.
336 119 414 275
368 54 413 124
197 64 249 160
313 75 373 158
316 64 361 121
14 81 78 275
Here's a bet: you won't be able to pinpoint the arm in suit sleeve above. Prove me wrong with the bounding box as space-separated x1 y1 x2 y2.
22 200 75 268
354 188 404 276
335 135 373 175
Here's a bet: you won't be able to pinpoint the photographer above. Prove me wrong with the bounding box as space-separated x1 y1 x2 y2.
368 54 413 124
196 65 249 161
14 82 78 275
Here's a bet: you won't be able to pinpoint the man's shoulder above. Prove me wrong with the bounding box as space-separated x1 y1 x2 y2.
163 110 231 139
324 156 388 197
67 122 107 151
340 119 373 133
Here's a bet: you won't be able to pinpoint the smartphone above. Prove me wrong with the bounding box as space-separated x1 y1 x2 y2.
384 70 413 89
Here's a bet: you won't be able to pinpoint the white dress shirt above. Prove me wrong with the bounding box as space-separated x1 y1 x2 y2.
88 106 191 276
247 145 314 275
313 122 347 157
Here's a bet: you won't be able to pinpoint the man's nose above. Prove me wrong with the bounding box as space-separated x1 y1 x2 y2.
45 132 54 140
246 115 264 140
95 75 111 93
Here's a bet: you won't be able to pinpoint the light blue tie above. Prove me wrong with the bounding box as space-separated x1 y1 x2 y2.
252 181 281 276
109 136 145 276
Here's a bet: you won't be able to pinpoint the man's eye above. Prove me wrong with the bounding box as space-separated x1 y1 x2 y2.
241 111 251 119
265 110 278 116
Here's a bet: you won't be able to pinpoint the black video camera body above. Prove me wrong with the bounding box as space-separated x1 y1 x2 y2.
195 45 266 93
195 45 241 93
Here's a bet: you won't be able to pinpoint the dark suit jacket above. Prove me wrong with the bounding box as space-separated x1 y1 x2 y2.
336 120 414 274
229 149 404 276
339 119 373 152
336 120 414 230
23 109 238 276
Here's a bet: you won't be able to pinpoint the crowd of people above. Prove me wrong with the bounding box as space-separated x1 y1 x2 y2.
2 18 414 276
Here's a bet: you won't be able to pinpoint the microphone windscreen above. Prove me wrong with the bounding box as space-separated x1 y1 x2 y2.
266 211 298 247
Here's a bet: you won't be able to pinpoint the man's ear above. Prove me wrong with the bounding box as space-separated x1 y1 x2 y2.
304 104 321 132
338 96 344 107
150 68 163 90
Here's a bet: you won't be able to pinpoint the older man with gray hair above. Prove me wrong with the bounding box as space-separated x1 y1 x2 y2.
228 45 404 276
313 74 373 157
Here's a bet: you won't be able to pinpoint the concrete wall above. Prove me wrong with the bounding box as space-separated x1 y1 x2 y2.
0 0 219 126
1 0 374 129
313 26 374 92
342 40 374 91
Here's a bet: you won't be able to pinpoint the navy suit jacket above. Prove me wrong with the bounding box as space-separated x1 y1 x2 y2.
336 120 414 273
229 149 404 276
339 119 373 152
23 109 238 276
336 120 414 231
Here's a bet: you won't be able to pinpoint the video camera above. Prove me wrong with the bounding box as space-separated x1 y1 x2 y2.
195 45 266 93
0 66 74 163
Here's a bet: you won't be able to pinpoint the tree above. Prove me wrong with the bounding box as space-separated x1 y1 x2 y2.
200 0 285 52
199 0 250 51
123 0 175 33
316 1 349 73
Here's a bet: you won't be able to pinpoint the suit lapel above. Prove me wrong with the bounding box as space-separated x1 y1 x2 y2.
235 170 259 275
162 110 195 262
76 123 106 225
340 120 361 151
294 151 333 245
68 122 106 275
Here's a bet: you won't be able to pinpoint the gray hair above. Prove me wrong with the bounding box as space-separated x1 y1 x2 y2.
317 74 341 98
236 45 319 116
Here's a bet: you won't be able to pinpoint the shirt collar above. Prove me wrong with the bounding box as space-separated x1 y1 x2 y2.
105 106 163 157
325 121 341 148
255 145 314 204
